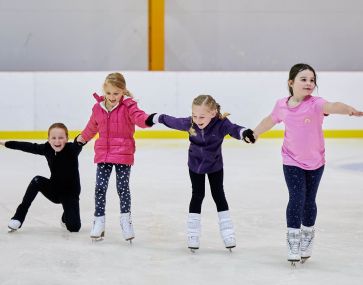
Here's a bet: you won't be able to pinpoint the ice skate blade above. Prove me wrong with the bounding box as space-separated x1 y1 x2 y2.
7 227 17 233
91 237 104 242
189 247 199 253
300 257 310 264
126 237 134 245
288 260 300 267
90 231 105 242
226 245 236 252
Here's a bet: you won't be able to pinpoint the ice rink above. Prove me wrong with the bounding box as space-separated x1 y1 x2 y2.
0 139 362 285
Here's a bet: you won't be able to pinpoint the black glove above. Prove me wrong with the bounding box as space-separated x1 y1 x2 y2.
145 113 157 127
74 134 87 146
242 129 255 143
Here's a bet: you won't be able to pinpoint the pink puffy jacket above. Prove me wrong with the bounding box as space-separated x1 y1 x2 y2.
81 93 149 165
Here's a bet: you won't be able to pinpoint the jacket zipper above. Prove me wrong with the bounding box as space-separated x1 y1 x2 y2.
197 129 206 173
105 112 111 162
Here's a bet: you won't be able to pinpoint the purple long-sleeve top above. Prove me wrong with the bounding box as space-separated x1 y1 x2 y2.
158 114 245 174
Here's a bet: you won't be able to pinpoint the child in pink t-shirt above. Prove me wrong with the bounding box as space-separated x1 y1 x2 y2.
252 63 363 265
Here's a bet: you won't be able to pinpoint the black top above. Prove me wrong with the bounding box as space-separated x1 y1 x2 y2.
5 140 83 197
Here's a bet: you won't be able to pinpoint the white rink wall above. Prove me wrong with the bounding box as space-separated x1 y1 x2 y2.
0 71 362 131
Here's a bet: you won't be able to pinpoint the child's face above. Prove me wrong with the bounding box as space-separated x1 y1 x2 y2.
48 128 68 152
104 83 124 109
192 104 217 129
289 69 316 98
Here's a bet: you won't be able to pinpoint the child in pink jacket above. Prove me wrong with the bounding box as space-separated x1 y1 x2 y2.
78 72 154 242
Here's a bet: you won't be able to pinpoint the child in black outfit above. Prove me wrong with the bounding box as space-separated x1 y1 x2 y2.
0 123 84 232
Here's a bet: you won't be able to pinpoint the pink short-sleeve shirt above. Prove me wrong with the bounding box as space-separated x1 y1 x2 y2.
270 95 327 170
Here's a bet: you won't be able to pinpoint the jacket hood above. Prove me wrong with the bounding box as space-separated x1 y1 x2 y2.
92 92 132 105
93 93 104 103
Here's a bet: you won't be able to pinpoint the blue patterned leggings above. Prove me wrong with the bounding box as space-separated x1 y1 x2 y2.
283 164 324 228
94 163 131 217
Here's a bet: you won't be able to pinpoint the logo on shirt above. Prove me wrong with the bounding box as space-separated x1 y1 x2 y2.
304 118 311 124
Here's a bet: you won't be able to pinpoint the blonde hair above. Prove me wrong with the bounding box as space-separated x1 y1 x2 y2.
189 95 230 136
48 122 69 139
103 72 133 98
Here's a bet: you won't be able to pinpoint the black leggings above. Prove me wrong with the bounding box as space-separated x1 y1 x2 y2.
12 176 81 232
189 169 229 214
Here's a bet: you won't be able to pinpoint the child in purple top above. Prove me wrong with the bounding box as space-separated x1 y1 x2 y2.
151 94 255 251
253 63 363 264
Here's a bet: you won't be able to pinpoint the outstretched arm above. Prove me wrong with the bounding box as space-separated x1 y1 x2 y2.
323 102 363 116
1 141 46 155
253 115 276 139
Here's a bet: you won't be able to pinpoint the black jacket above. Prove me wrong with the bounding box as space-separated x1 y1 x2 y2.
5 140 83 197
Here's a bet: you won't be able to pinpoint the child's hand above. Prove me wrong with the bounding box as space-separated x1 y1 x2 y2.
0 141 5 146
76 135 86 144
349 107 363 116
242 129 256 144
145 113 157 127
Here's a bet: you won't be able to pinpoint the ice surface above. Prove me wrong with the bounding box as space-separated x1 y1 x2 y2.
0 139 362 285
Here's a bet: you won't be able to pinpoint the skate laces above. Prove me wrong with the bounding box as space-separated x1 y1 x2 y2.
187 215 201 247
301 229 314 251
120 213 134 239
188 236 199 243
187 217 201 235
90 216 105 237
287 232 300 254
219 219 234 238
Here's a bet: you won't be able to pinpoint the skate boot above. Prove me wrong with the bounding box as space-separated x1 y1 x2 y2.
60 214 66 229
90 216 105 241
300 225 315 263
8 219 21 233
60 219 66 229
287 228 301 266
187 213 201 252
218 210 236 251
120 212 135 243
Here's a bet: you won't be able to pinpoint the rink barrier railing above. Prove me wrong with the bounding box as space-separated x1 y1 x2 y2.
0 130 363 140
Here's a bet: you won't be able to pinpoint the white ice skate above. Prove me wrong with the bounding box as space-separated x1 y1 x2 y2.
218 210 236 252
187 213 201 252
300 226 315 263
90 216 105 241
8 219 21 233
287 228 301 266
120 212 135 243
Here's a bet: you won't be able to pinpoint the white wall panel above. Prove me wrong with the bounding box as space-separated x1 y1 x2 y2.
0 73 35 130
0 71 362 131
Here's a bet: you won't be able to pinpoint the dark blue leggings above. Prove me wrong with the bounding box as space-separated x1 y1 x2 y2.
94 163 131 216
283 164 324 228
